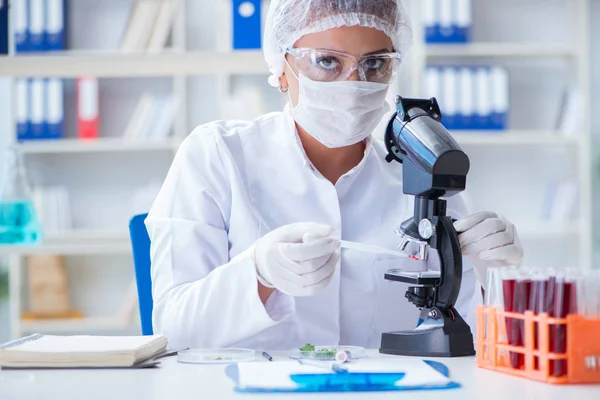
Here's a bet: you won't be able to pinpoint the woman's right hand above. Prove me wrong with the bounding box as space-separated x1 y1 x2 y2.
254 222 340 300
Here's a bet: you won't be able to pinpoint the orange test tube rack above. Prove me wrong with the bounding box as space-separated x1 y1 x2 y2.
475 305 600 384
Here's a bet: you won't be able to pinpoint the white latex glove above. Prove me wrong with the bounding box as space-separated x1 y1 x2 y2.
453 211 524 286
254 222 341 297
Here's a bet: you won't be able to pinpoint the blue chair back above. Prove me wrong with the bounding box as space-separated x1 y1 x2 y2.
129 213 154 335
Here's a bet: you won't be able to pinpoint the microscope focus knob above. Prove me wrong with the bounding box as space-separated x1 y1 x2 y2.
418 219 436 240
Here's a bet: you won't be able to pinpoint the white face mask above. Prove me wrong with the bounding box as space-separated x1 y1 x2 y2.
289 74 391 148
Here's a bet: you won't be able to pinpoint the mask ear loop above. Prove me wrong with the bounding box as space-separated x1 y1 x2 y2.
284 57 300 81
278 58 293 93
283 57 300 106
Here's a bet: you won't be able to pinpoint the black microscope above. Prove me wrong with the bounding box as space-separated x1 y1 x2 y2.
379 96 476 358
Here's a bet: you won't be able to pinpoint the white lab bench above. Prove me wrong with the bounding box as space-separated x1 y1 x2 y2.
0 350 598 400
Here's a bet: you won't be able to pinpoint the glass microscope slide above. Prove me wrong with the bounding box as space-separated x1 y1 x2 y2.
340 240 421 260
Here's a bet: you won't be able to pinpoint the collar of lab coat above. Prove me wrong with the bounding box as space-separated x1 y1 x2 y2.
282 105 375 181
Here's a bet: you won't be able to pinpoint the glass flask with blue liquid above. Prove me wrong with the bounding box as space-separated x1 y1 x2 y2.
0 147 42 245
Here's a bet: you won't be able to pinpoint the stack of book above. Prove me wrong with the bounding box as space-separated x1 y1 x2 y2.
13 0 66 142
120 0 180 53
32 186 72 235
123 93 178 142
424 0 472 44
541 179 579 224
16 77 64 141
0 0 8 55
422 65 509 131
13 0 66 53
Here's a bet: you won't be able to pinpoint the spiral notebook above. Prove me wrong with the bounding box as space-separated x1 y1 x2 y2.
0 333 169 369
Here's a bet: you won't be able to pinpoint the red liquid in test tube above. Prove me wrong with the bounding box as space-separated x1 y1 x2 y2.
552 278 577 377
529 276 547 370
502 278 517 368
544 276 556 374
512 277 532 369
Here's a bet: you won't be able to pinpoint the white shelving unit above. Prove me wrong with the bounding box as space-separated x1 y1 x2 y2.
406 0 591 270
425 43 577 58
0 50 269 77
0 242 132 257
452 130 579 146
20 316 132 335
16 137 181 154
0 0 194 340
0 0 593 340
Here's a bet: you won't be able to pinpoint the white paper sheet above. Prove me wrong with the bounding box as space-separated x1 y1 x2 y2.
236 358 451 390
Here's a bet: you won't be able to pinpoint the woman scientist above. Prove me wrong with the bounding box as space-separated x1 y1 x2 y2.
145 0 523 350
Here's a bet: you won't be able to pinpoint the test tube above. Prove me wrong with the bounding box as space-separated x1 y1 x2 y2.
551 270 578 377
594 271 600 320
512 270 532 369
485 267 506 307
484 267 507 352
501 268 518 368
577 270 600 320
529 269 549 370
593 271 600 320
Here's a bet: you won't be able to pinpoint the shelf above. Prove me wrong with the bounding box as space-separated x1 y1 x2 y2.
16 132 574 153
0 44 574 78
0 50 269 78
16 137 180 154
45 229 130 242
426 43 576 58
0 228 133 256
518 221 580 238
0 240 132 256
0 243 132 256
452 131 579 146
20 317 133 333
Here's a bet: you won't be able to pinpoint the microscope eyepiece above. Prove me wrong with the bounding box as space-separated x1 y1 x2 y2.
384 97 470 198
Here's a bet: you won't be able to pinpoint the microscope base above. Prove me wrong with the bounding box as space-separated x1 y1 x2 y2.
379 325 475 358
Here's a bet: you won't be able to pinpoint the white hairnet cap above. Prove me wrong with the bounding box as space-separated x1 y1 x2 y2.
263 0 413 87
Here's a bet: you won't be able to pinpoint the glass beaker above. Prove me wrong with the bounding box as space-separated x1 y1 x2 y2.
0 146 42 245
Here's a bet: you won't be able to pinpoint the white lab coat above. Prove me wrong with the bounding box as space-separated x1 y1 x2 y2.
145 109 482 351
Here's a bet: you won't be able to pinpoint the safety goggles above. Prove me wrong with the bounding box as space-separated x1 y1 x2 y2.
286 47 402 83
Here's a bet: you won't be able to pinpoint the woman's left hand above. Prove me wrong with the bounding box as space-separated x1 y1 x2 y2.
453 211 524 285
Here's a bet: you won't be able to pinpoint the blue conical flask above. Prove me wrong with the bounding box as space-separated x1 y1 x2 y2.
0 146 43 245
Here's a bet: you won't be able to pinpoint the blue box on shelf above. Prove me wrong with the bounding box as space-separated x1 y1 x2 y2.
232 0 262 50
425 0 471 44
45 0 67 51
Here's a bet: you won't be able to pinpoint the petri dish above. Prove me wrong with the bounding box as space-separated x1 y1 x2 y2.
289 346 367 361
177 348 255 364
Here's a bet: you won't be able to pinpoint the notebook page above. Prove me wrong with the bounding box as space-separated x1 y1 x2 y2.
236 359 451 389
3 335 166 354
345 359 451 387
237 362 330 389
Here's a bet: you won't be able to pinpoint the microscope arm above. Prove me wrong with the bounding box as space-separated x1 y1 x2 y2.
431 214 463 314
